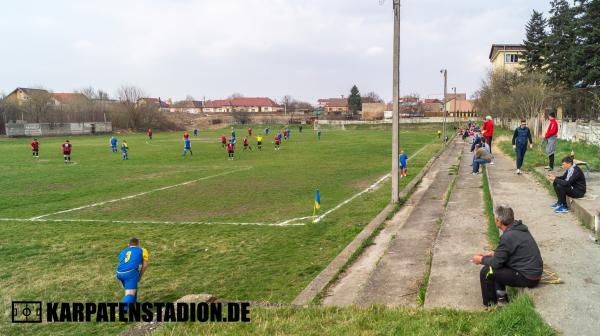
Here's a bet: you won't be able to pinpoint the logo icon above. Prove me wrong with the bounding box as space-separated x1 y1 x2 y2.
12 301 42 323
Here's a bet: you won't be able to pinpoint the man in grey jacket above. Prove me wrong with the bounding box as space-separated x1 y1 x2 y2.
473 205 543 306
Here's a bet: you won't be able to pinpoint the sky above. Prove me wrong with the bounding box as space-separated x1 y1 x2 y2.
0 0 552 104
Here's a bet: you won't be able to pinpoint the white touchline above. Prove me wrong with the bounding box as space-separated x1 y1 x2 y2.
299 140 435 225
28 167 252 221
0 218 304 227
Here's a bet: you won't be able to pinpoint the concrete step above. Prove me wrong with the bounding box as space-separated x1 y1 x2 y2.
425 146 488 310
352 141 463 306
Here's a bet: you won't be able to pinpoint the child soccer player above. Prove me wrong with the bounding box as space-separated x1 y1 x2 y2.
256 135 263 150
116 238 149 313
278 132 283 143
399 150 408 177
227 140 235 160
110 136 118 153
193 128 198 137
243 137 252 151
284 128 288 140
248 127 252 136
317 130 322 140
147 128 153 140
62 140 72 163
231 127 236 139
265 127 269 135
274 135 281 150
183 137 192 156
437 130 442 139
220 135 227 148
121 140 129 160
31 138 40 158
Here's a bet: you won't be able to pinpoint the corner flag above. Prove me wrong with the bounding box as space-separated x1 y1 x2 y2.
312 190 321 223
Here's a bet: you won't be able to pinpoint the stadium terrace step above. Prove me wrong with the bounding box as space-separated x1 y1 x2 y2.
320 140 462 307
425 142 488 310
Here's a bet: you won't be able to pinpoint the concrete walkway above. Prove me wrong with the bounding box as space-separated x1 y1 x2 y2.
323 140 462 306
487 147 600 336
425 143 488 310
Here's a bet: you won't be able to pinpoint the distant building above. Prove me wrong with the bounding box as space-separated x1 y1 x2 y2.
362 102 386 120
137 98 171 112
318 98 348 114
4 87 88 106
422 99 444 117
444 93 477 119
203 97 282 113
170 100 203 114
489 44 525 72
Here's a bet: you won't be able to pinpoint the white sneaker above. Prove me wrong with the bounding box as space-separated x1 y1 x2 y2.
516 169 521 174
490 161 494 165
472 172 478 176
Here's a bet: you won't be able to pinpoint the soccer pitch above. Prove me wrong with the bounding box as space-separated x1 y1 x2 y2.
0 124 441 335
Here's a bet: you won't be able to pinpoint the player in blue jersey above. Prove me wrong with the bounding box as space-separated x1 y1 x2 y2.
183 137 192 156
110 136 118 153
399 149 408 177
265 127 269 135
317 130 322 140
193 128 198 137
121 140 129 160
115 238 149 312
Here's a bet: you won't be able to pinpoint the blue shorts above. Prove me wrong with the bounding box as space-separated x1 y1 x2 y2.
116 269 140 290
399 163 407 170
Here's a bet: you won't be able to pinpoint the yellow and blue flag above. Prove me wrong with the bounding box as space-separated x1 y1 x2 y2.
314 190 321 210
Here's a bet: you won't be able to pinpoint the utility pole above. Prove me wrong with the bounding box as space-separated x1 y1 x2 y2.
452 87 457 126
391 0 401 203
441 69 447 143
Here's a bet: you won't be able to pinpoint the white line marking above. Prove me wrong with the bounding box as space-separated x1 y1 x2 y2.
28 167 252 220
0 218 304 227
309 140 435 224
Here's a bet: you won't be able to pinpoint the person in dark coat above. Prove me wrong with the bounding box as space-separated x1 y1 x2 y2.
548 156 587 213
512 119 533 175
473 205 543 306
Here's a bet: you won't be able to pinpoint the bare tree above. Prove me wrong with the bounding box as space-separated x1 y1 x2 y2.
363 91 384 103
117 85 146 130
227 93 244 99
23 88 55 123
511 72 551 137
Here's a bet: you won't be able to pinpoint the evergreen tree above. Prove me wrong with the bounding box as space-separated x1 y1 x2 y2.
546 0 577 86
347 85 362 118
522 10 548 73
577 0 600 85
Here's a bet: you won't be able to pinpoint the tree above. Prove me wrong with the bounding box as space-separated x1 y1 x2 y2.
511 72 552 136
347 85 362 118
546 0 577 86
577 0 600 85
227 93 244 99
24 88 55 123
522 10 548 73
116 85 145 130
363 91 384 103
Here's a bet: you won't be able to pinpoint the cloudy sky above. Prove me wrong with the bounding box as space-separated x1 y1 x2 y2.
0 0 551 104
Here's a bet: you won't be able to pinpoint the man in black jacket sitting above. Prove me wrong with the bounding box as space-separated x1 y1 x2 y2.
473 205 543 306
548 156 587 214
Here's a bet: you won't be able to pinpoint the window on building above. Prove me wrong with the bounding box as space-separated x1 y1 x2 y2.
505 54 519 63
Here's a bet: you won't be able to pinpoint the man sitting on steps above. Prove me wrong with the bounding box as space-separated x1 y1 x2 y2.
548 156 587 214
472 205 543 306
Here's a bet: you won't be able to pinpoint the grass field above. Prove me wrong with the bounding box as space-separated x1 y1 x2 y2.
0 124 443 335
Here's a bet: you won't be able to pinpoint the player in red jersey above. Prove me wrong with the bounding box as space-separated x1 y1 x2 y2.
248 127 252 136
243 137 252 151
227 140 235 160
62 140 72 163
31 138 40 158
220 135 227 148
147 128 153 140
274 136 281 150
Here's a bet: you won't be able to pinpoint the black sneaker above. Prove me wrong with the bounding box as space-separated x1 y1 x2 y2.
497 295 510 306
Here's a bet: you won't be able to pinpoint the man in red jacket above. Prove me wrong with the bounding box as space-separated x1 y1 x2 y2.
482 116 495 154
31 138 40 158
544 111 559 170
62 140 72 163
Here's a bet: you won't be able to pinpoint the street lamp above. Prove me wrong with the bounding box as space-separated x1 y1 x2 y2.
391 0 401 203
440 69 448 143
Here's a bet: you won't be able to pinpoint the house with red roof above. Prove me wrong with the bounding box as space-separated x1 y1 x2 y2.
203 97 283 113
